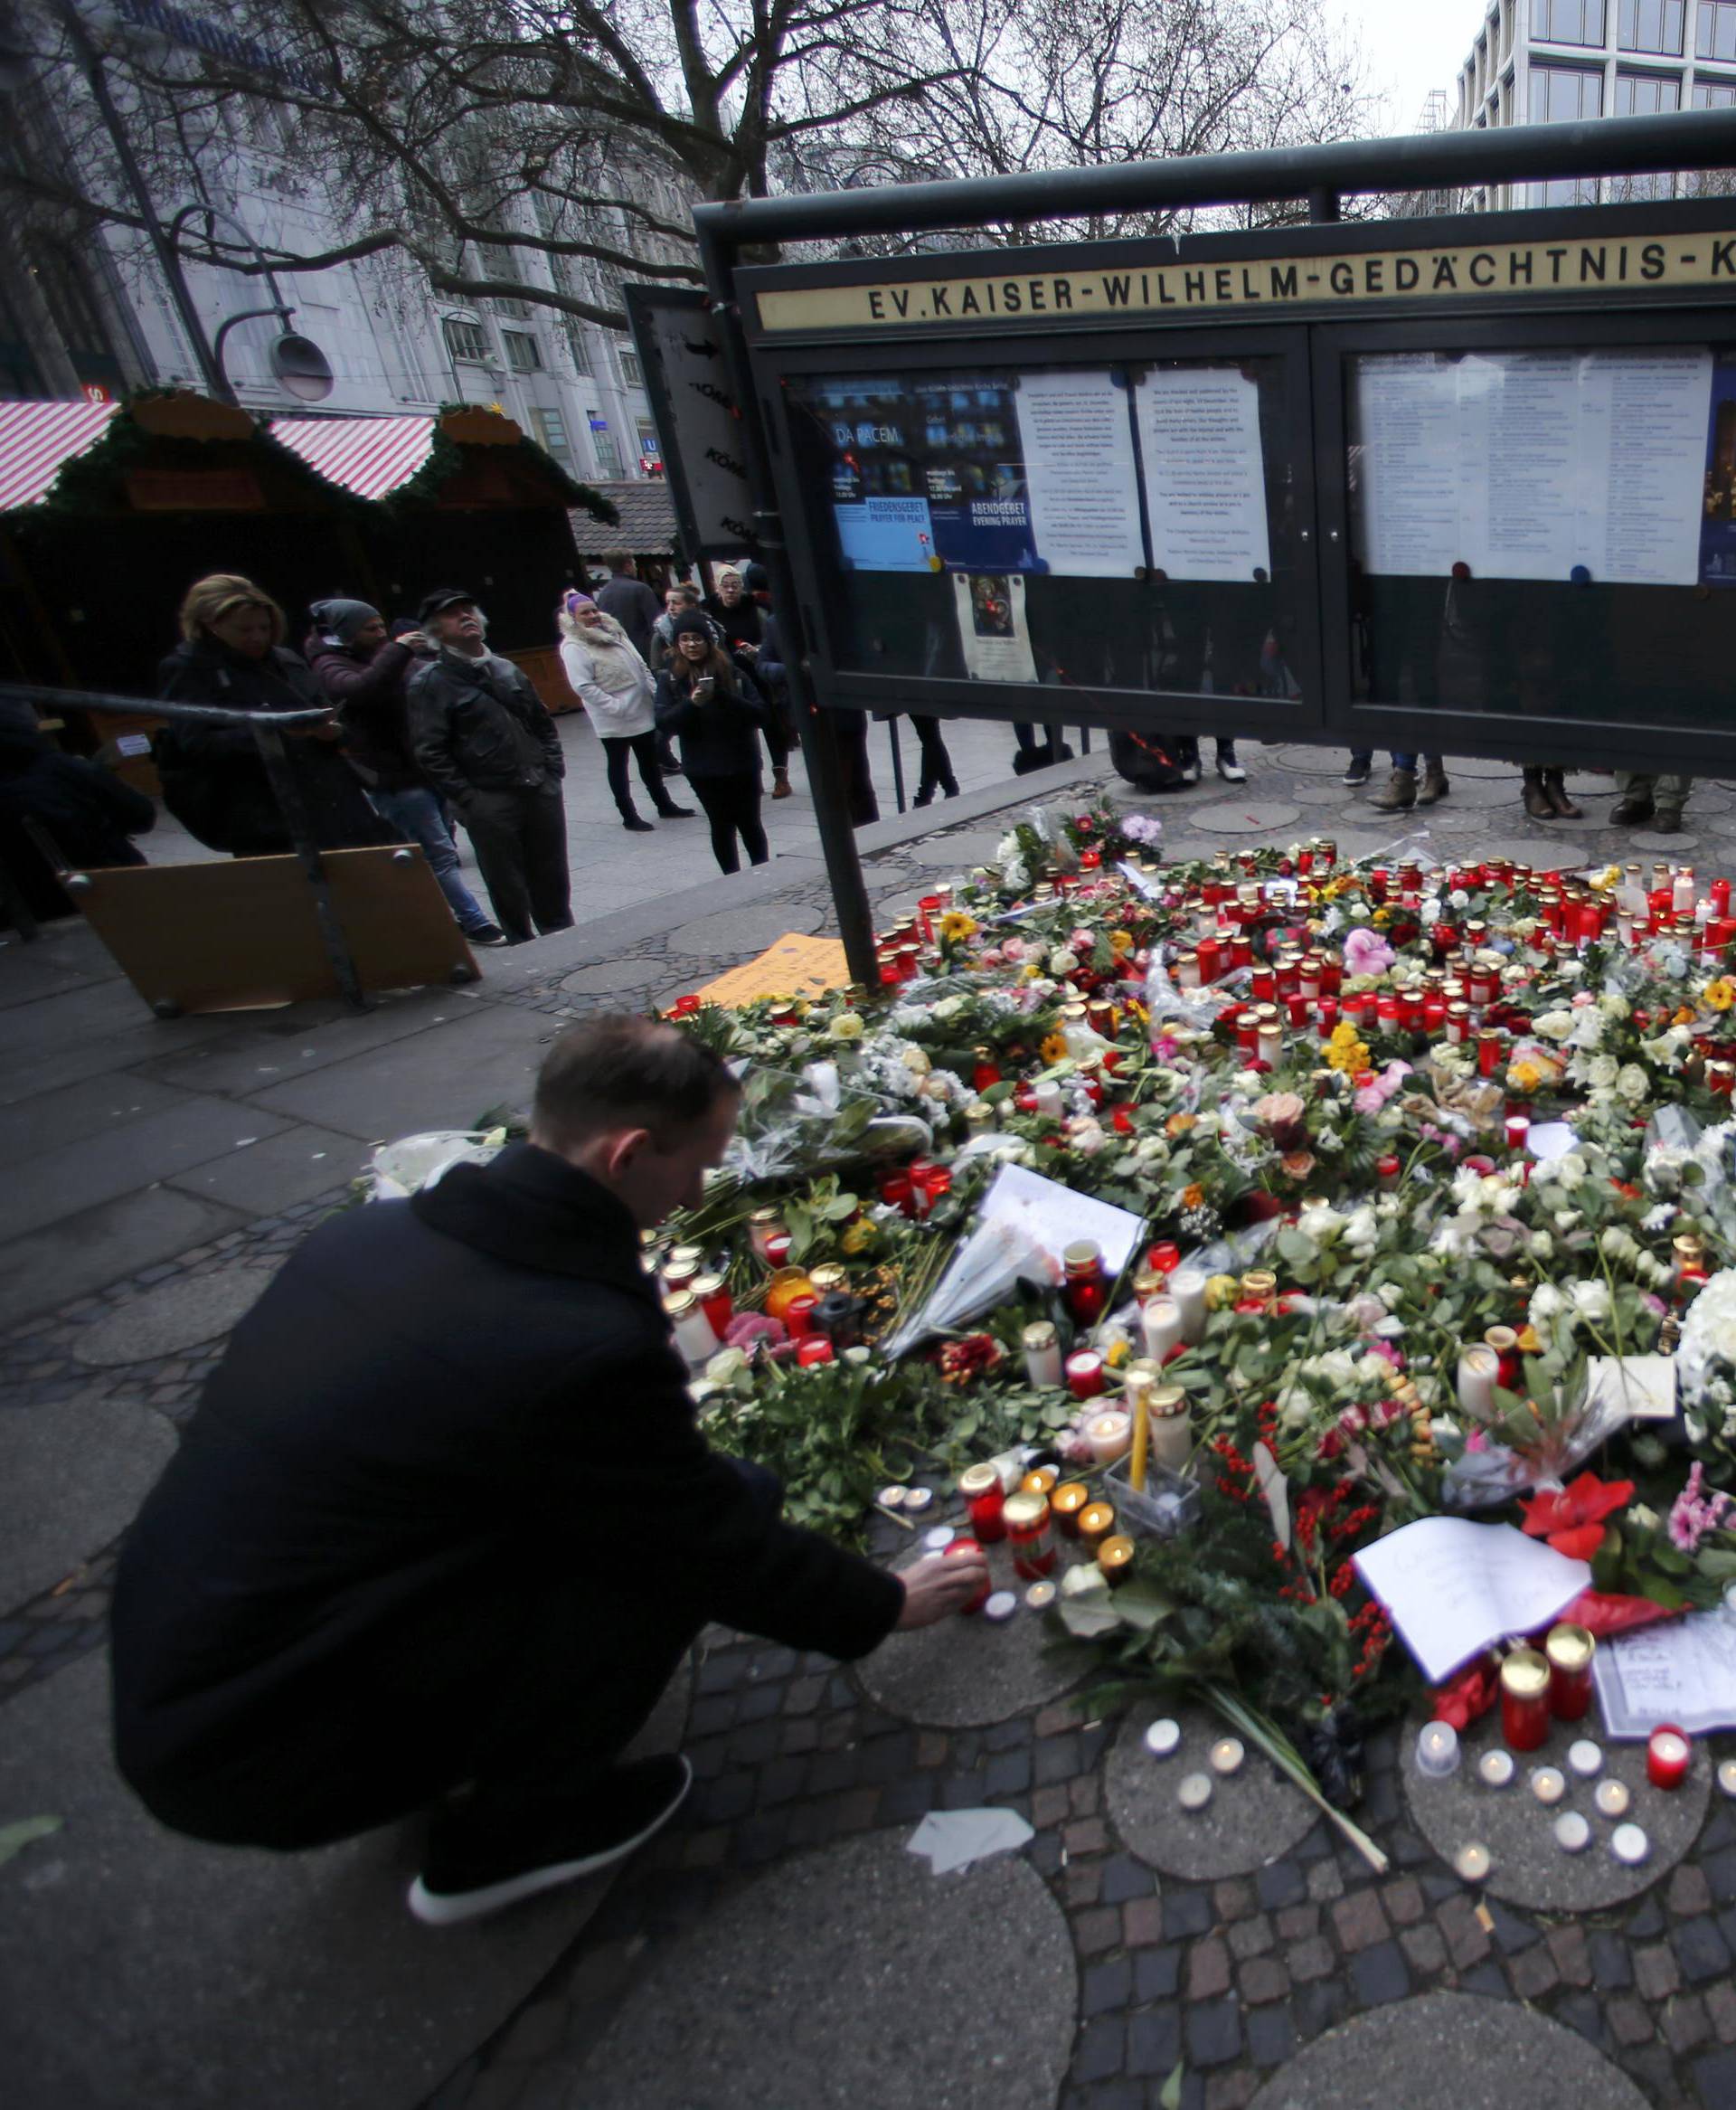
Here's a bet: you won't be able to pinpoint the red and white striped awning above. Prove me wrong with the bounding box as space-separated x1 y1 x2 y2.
270 413 436 499
0 399 121 513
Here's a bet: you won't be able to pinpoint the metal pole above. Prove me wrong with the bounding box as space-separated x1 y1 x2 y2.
250 722 368 1012
888 716 906 815
692 223 880 990
48 0 232 402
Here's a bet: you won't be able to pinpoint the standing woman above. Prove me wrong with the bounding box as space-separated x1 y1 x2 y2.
654 610 772 874
155 573 386 856
557 591 693 833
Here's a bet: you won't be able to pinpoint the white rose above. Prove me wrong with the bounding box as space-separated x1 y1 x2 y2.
1586 1054 1619 1090
929 997 962 1023
1049 948 1080 975
1554 1154 1588 1188
1600 993 1631 1020
1571 1279 1612 1321
828 1012 865 1043
1533 1011 1576 1043
1530 1230 1554 1261
902 1046 931 1075
1529 1283 1566 1324
1344 1206 1379 1249
1616 1063 1650 1102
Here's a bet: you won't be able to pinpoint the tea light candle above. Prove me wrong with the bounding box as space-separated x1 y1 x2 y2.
1454 1842 1492 1883
1596 1778 1632 1819
902 1486 934 1514
1083 1411 1131 1465
1554 1812 1591 1854
1415 1722 1462 1779
1456 1344 1500 1419
1142 1296 1184 1362
983 1591 1018 1623
1647 1725 1691 1790
1098 1534 1136 1586
1169 1268 1209 1345
1051 1481 1090 1537
1530 1766 1567 1805
1209 1737 1245 1775
1567 1739 1603 1778
1145 1717 1182 1758
1077 1500 1117 1549
1478 1750 1515 1789
1611 1823 1650 1867
1024 1580 1057 1612
877 1485 907 1509
1719 1759 1736 1800
1178 1773 1213 1812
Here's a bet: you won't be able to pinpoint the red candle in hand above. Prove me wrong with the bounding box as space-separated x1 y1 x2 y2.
942 1534 991 1614
1647 1723 1691 1789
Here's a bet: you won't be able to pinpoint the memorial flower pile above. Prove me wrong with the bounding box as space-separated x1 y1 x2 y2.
651 811 1736 1795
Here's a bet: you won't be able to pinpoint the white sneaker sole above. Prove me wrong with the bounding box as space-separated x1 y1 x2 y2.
407 1755 693 1928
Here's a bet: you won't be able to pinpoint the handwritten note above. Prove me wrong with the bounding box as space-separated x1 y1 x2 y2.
1353 1517 1590 1684
1595 1613 1736 1738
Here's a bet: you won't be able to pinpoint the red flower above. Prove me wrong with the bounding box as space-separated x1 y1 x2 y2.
1517 1471 1633 1561
1553 1588 1684 1639
1432 1654 1501 1730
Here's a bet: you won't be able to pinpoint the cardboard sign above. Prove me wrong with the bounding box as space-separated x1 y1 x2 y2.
682 932 850 1009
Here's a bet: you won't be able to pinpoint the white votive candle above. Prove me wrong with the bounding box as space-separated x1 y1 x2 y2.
1415 1722 1461 1779
1478 1750 1515 1789
1595 1779 1632 1819
1032 1078 1064 1117
1142 1296 1184 1362
1611 1822 1650 1867
1209 1737 1245 1775
1719 1760 1736 1800
923 1526 956 1553
1169 1269 1209 1346
1567 1739 1603 1778
1554 1812 1591 1854
1457 1344 1500 1419
1454 1842 1492 1883
1178 1773 1212 1811
1530 1767 1567 1805
983 1591 1018 1623
1144 1718 1182 1759
1085 1411 1132 1467
1024 1581 1057 1612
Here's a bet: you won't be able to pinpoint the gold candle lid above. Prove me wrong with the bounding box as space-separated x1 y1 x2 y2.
1544 1623 1596 1675
1063 1239 1103 1271
1500 1648 1550 1700
690 1272 726 1299
1149 1385 1188 1418
666 1243 704 1269
662 1290 697 1318
807 1263 848 1292
1483 1325 1518 1352
1023 1320 1058 1351
1240 1271 1277 1299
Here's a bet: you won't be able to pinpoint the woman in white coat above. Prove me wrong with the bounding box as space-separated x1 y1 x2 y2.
557 592 694 832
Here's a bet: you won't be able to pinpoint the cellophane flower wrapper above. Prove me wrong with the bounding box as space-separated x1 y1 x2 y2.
720 1061 891 1182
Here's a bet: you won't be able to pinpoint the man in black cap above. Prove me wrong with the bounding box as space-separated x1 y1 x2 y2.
407 590 571 945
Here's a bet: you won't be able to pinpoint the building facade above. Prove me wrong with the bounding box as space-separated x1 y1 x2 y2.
0 0 680 484
1454 0 1736 206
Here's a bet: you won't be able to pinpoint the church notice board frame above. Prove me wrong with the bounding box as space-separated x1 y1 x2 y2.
735 192 1736 774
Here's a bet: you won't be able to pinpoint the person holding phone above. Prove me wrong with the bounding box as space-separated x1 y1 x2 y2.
654 610 774 874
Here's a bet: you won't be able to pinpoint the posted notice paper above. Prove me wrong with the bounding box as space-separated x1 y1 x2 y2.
1594 1613 1736 1739
1352 1517 1591 1685
1013 370 1146 579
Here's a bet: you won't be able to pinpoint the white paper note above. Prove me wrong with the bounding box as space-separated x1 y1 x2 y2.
907 1808 1034 1875
1585 1355 1677 1424
1014 370 1146 578
1137 368 1271 582
1594 1613 1736 1738
1352 1517 1590 1685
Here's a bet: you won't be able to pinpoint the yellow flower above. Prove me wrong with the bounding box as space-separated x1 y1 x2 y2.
1104 1337 1131 1368
939 910 978 941
1508 1058 1544 1093
1703 978 1736 1013
1324 1020 1370 1074
840 1218 876 1255
1040 1031 1070 1064
1372 906 1394 928
1109 929 1135 954
1182 1183 1204 1209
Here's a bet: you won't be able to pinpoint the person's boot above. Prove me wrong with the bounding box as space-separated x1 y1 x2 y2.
1609 794 1655 826
620 808 656 833
653 800 696 818
941 769 960 799
1522 767 1554 820
1543 770 1583 819
1415 759 1449 807
771 767 793 800
1215 742 1247 783
1653 810 1684 836
1367 767 1416 813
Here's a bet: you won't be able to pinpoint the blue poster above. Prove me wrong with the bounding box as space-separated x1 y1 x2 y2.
1700 352 1736 586
835 497 936 572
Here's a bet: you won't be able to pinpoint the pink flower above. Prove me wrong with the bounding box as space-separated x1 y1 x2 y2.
1343 926 1395 977
1337 1404 1369 1437
1001 936 1028 962
726 1312 787 1351
1668 1462 1732 1553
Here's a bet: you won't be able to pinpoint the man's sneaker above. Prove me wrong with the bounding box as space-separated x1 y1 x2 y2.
1215 745 1247 783
409 1755 693 1928
465 924 508 948
1342 756 1373 788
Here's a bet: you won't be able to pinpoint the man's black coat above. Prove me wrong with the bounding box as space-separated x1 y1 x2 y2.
109 1143 902 1848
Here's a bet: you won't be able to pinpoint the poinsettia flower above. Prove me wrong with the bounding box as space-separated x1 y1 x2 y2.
1432 1654 1501 1730
1552 1589 1684 1639
1517 1471 1634 1560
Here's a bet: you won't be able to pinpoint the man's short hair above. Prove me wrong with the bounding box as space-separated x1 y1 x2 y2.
602 549 632 572
533 1015 737 1151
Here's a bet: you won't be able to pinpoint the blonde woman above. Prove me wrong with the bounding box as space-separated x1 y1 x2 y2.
154 573 385 856
557 591 693 832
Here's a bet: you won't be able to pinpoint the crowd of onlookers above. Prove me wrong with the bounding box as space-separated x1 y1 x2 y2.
0 554 1695 939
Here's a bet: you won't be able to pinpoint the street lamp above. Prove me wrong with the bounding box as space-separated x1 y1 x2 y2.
168 204 334 404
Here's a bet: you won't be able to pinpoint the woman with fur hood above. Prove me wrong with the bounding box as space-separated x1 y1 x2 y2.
556 592 694 833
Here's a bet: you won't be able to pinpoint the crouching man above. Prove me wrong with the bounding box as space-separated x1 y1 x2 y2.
110 1015 984 1924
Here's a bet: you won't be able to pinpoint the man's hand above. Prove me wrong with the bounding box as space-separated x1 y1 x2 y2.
893 1549 989 1630
288 712 344 743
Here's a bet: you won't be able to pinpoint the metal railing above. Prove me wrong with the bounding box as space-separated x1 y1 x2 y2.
1 680 367 1008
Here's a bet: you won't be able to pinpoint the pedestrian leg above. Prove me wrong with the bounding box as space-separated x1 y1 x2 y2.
691 776 741 874
368 787 495 934
910 714 958 802
458 790 534 943
523 787 572 933
632 732 692 818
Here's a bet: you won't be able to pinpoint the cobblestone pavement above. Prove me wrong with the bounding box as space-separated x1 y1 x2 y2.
8 743 1736 2107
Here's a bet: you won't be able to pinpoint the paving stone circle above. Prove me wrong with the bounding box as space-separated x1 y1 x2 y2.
1192 799 1303 837
564 1828 1076 2110
1106 1698 1315 1879
557 956 667 997
665 901 825 960
1468 836 1590 871
1246 1988 1649 2110
0 1392 177 1608
1401 1702 1708 1910
854 1537 1084 1729
1628 828 1703 854
1270 745 1356 777
907 828 1016 870
1288 778 1360 807
71 1265 272 1368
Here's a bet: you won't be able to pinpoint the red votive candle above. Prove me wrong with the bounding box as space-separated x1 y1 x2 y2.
943 1534 991 1614
785 1293 819 1338
1500 1649 1552 1753
1544 1623 1595 1721
796 1335 835 1366
1066 1349 1107 1401
958 1462 1006 1544
1647 1723 1691 1790
1505 1114 1531 1154
1005 1492 1057 1580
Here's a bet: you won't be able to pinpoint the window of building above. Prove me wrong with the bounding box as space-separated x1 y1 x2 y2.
442 316 490 364
1502 0 1514 54
1694 73 1736 101
1616 66 1682 108
1532 62 1603 201
503 330 542 373
618 349 644 387
637 420 660 468
1533 0 1606 43
531 406 571 463
588 412 624 478
493 296 533 320
1701 0 1736 58
1619 0 1684 51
